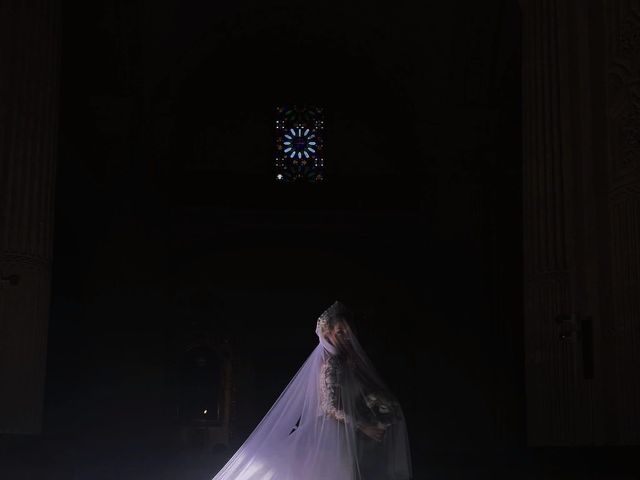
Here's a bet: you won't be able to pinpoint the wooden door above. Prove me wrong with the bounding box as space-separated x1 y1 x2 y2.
522 0 640 445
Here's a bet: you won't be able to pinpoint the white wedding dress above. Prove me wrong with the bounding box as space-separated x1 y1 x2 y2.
211 301 412 480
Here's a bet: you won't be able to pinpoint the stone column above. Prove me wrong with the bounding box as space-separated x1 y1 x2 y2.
0 0 60 434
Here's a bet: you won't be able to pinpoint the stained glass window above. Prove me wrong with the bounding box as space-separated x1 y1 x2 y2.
275 105 324 182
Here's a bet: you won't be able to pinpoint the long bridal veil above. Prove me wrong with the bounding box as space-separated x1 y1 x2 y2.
211 300 412 480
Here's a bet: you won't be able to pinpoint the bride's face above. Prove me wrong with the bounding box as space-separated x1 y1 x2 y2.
328 322 349 348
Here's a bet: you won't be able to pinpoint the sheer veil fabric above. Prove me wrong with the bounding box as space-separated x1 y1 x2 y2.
211 301 412 480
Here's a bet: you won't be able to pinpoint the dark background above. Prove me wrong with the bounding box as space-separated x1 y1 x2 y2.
48 0 523 477
8 0 637 478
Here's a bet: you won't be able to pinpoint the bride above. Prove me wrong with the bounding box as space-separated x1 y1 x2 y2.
211 300 412 479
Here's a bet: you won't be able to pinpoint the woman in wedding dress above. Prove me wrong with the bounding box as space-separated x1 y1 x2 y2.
211 300 412 480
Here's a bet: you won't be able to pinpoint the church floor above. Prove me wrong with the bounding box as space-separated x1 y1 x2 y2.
1 436 639 480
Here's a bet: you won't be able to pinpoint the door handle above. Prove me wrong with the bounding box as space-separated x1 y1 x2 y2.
554 312 595 379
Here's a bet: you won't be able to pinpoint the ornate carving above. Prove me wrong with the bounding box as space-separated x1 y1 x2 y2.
0 273 20 288
621 89 640 162
608 4 640 177
0 253 50 272
609 182 640 204
619 7 640 55
605 0 640 444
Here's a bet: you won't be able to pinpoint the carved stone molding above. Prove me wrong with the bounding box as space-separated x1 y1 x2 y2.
0 253 51 272
605 0 640 444
607 3 640 181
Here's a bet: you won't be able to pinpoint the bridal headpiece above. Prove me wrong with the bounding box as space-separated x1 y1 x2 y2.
316 300 348 334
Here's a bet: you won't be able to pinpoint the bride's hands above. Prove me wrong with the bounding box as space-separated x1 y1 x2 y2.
359 423 385 442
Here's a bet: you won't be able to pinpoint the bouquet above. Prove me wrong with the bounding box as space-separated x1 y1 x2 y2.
361 393 400 428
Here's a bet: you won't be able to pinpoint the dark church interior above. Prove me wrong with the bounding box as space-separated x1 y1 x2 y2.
2 0 640 478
